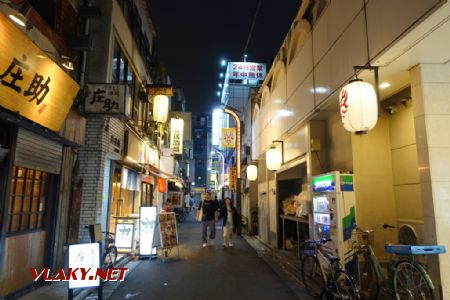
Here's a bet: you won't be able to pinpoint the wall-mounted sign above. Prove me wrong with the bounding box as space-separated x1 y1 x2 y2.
85 84 127 115
221 128 236 148
229 167 237 191
115 223 134 248
312 174 335 192
139 207 157 256
167 191 183 208
0 13 79 132
228 62 266 81
170 118 184 154
68 243 100 288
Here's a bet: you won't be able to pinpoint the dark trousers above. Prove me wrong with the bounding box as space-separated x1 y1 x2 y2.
202 219 216 243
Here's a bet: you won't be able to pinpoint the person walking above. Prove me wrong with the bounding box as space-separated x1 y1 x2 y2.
221 197 239 248
199 191 219 247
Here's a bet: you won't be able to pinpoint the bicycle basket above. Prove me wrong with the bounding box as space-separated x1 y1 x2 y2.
352 229 374 248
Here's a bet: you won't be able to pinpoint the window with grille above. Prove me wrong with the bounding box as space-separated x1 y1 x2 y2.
7 167 47 234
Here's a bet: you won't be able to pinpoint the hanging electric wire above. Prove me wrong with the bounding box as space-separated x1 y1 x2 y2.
242 0 262 61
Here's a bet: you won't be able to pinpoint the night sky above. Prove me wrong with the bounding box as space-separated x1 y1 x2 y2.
150 0 301 113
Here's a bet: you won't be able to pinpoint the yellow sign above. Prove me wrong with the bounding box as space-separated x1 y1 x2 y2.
229 167 237 191
170 118 184 154
221 128 236 148
0 13 79 132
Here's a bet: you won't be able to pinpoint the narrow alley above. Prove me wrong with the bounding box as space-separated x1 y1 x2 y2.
108 216 304 300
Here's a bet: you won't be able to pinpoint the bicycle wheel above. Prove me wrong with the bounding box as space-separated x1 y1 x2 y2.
301 255 324 296
103 246 118 268
394 260 434 300
331 270 360 299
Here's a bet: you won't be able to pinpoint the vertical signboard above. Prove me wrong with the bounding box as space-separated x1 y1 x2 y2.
170 118 184 154
68 243 100 288
221 128 236 148
159 212 178 248
229 167 237 191
139 207 158 256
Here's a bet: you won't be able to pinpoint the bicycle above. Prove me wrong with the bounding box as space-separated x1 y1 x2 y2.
174 207 187 223
302 239 360 299
102 231 118 268
350 224 446 300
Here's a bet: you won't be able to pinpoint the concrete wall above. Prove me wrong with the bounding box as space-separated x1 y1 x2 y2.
388 104 423 236
351 115 397 256
410 63 450 298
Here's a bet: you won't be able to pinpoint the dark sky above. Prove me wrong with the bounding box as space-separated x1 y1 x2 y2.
150 1 301 113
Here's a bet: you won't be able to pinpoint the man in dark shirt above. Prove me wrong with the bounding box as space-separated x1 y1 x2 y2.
199 191 219 247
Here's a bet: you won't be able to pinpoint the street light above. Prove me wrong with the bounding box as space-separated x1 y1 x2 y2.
221 59 227 67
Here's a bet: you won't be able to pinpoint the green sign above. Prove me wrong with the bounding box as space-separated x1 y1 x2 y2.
312 174 335 192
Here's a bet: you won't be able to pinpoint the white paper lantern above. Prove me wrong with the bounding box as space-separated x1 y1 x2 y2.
266 147 282 171
153 94 169 123
339 80 378 133
247 165 258 181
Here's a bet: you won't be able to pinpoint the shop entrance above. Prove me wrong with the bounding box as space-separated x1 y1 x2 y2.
276 162 309 255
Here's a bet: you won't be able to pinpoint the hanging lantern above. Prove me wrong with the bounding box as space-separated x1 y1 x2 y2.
339 79 378 134
266 147 282 171
153 94 169 123
247 165 258 181
157 178 167 193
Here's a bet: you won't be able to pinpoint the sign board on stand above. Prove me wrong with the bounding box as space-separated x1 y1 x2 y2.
139 207 158 256
115 223 134 249
68 243 101 289
158 212 178 248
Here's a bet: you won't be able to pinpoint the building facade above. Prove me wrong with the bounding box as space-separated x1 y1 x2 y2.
251 0 450 297
76 0 163 249
192 113 211 190
0 0 85 296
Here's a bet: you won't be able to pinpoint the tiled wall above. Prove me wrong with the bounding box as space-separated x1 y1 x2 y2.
410 63 450 298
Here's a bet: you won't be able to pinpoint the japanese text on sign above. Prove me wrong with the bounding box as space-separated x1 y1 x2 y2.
170 118 184 154
0 13 79 131
85 84 127 115
229 167 237 191
228 62 266 81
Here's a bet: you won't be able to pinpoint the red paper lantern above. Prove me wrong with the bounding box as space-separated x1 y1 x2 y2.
158 178 166 193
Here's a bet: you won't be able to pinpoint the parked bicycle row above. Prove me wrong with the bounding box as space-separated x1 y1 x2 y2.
300 223 446 300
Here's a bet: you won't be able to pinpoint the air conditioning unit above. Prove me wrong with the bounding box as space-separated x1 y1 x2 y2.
397 219 423 245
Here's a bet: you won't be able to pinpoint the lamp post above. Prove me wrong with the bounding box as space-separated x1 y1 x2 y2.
224 106 242 235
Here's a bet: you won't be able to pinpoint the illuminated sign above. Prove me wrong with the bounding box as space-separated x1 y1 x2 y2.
228 62 266 81
312 174 335 192
229 167 237 191
221 128 236 148
115 223 134 249
68 243 100 288
170 118 184 154
85 84 127 115
139 207 157 256
0 13 79 132
212 109 222 146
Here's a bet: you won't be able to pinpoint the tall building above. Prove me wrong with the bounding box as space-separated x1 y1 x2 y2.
192 113 211 190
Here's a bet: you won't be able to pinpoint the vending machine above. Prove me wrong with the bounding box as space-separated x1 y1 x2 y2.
312 171 356 265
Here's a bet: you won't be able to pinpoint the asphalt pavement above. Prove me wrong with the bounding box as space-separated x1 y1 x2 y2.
108 215 300 300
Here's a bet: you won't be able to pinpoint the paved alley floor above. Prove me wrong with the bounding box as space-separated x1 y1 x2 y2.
109 216 301 300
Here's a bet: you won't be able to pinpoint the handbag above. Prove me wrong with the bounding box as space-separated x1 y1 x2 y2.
196 209 203 222
214 211 220 222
